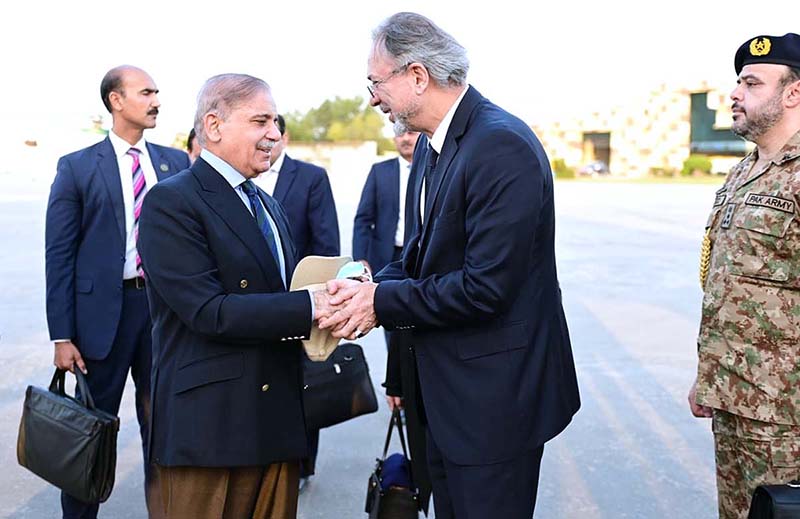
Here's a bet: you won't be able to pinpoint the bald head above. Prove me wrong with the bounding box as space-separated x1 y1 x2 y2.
101 65 148 113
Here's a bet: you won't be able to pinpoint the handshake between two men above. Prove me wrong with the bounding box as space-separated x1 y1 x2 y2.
312 275 378 341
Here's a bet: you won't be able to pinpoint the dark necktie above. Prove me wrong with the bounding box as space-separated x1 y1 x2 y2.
240 180 281 270
424 146 439 200
127 147 146 278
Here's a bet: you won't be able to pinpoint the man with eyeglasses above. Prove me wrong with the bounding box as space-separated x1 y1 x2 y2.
320 12 580 519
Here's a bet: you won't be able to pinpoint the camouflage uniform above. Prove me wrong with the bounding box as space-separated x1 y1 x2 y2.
696 130 800 518
713 410 800 519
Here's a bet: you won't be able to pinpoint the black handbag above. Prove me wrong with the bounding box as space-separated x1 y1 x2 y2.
365 409 420 519
303 342 378 431
748 481 800 519
17 368 120 504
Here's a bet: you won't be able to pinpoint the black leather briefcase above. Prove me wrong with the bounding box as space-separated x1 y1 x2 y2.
17 368 120 503
303 342 378 431
365 409 420 519
748 481 800 519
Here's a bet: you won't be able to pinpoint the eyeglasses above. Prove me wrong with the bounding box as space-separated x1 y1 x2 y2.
367 63 409 98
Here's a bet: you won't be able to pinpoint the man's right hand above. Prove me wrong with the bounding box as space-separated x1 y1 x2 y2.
54 341 87 374
688 379 712 418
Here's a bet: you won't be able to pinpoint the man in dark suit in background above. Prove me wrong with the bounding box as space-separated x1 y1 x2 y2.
45 65 189 519
322 12 580 519
353 126 420 276
353 125 432 513
359 125 432 514
138 73 335 519
253 114 339 258
253 113 340 489
186 127 201 163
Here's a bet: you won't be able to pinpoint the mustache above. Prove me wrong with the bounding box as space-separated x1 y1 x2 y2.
256 142 275 152
147 108 159 116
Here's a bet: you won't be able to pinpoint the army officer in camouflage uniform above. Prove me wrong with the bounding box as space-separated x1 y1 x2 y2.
688 33 800 519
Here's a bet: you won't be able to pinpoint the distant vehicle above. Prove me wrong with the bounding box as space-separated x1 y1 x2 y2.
579 160 610 176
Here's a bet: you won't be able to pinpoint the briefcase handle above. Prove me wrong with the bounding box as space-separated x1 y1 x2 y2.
380 408 415 489
48 368 97 411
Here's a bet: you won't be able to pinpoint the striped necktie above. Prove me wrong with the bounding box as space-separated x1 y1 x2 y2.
127 147 146 278
240 180 282 271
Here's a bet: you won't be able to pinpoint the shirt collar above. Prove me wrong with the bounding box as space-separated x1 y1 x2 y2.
269 150 286 174
200 149 249 189
108 130 147 159
772 129 800 165
429 85 468 154
398 156 411 171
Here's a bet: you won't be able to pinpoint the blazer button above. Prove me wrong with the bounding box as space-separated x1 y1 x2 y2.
240 279 248 289
261 384 270 392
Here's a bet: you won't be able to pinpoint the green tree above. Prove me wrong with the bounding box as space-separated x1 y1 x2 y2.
682 154 713 176
284 96 392 150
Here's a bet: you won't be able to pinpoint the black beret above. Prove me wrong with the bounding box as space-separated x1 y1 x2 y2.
735 33 800 75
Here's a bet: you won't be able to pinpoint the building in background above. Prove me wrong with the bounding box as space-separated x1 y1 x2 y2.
533 82 752 177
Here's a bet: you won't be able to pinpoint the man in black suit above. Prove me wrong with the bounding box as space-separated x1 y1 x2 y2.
252 114 339 258
353 126 420 275
321 12 580 519
138 73 335 519
45 65 189 519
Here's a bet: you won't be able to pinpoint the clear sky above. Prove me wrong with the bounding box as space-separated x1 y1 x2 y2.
0 0 796 161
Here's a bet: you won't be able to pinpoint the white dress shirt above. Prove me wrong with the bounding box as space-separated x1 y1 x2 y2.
108 130 159 280
200 149 287 287
395 156 411 247
421 85 469 221
252 150 285 196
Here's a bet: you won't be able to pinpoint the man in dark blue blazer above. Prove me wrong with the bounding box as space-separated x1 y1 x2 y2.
253 114 339 258
45 65 189 519
253 114 340 486
138 74 335 519
353 128 419 274
322 13 580 519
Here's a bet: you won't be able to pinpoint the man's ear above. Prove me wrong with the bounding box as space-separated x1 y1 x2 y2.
785 79 800 109
408 63 429 95
204 113 222 143
108 90 124 112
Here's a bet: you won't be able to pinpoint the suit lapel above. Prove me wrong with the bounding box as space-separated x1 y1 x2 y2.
407 138 427 276
146 142 174 181
388 159 400 228
415 87 482 272
272 155 297 204
193 158 285 292
96 137 126 245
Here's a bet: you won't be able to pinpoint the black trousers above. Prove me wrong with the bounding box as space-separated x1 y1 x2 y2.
426 429 544 519
61 286 155 519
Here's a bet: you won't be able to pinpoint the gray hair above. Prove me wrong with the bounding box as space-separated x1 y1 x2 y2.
373 12 469 88
194 74 270 147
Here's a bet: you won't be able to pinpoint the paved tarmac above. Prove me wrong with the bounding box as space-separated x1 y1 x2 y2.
0 179 723 518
